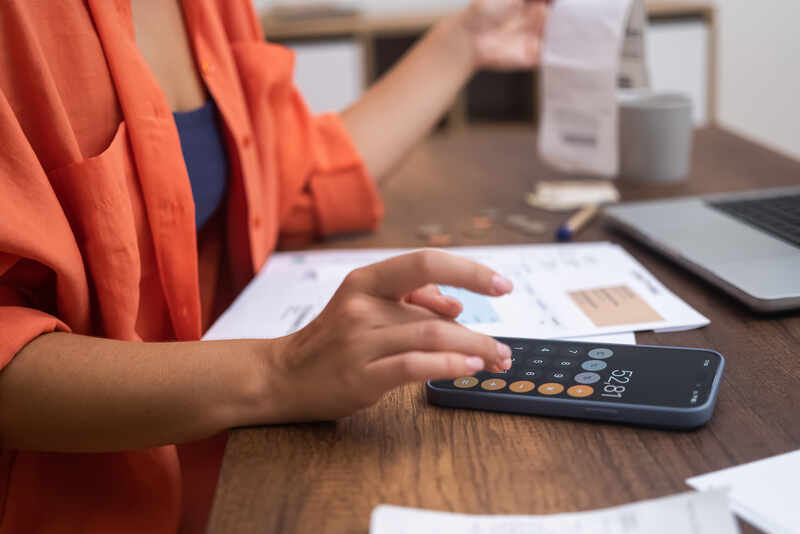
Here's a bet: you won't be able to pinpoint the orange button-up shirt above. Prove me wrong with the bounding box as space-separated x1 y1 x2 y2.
0 1 383 532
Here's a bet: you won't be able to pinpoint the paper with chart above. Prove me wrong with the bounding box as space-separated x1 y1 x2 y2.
204 242 707 341
687 449 800 534
369 490 739 534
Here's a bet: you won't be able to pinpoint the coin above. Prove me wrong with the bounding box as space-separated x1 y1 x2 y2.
471 216 492 230
462 215 494 240
427 233 452 247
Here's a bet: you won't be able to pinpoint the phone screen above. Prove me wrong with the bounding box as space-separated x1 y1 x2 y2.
433 338 723 409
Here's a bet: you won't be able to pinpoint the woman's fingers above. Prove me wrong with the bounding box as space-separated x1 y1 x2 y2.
525 0 548 37
365 351 488 393
367 320 512 371
346 249 513 301
404 284 463 318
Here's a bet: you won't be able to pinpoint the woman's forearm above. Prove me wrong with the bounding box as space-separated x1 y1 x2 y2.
0 251 515 453
0 332 270 453
340 12 476 179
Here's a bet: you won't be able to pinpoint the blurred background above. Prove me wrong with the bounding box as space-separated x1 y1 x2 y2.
252 0 799 161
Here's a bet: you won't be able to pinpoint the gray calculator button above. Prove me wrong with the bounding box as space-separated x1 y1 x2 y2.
518 369 540 379
526 357 549 367
588 348 614 359
547 370 570 382
574 372 602 384
581 360 608 371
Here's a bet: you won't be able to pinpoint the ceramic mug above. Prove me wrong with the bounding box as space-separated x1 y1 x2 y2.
618 90 694 182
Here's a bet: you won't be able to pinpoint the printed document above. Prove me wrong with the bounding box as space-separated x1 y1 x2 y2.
204 243 707 341
369 490 739 534
687 449 800 534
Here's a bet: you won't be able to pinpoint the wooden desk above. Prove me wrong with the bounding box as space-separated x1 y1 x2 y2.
207 126 800 533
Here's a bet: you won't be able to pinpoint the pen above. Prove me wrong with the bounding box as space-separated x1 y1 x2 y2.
556 204 599 242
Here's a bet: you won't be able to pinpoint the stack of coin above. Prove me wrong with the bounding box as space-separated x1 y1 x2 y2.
416 207 540 245
505 214 546 236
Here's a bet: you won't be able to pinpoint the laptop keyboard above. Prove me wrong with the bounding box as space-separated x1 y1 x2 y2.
708 194 800 247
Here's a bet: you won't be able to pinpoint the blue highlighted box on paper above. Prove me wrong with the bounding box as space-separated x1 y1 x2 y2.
439 286 501 324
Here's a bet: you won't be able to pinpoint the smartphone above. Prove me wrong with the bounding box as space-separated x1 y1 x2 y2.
426 337 725 429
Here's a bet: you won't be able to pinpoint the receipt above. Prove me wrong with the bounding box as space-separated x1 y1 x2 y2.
538 0 647 177
370 490 739 534
619 0 650 89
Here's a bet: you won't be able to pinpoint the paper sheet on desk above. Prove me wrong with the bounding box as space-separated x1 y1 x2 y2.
204 243 706 341
687 450 800 534
370 490 739 534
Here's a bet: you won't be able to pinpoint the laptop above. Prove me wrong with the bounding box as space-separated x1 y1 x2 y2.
604 186 800 312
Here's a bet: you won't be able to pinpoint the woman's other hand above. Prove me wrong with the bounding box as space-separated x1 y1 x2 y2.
340 0 548 179
460 0 550 70
259 249 514 423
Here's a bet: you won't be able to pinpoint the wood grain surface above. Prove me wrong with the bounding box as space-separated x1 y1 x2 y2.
207 126 800 534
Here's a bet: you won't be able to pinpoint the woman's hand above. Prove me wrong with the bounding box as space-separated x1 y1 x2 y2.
259 250 514 423
341 0 548 179
460 0 549 70
0 253 508 451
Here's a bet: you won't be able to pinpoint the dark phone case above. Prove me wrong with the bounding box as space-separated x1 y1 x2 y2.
426 339 725 430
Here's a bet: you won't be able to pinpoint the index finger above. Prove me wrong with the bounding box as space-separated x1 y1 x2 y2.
349 249 513 300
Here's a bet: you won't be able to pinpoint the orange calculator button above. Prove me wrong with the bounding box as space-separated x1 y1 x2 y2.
509 380 536 393
567 385 594 398
538 383 565 395
453 377 479 388
481 379 507 391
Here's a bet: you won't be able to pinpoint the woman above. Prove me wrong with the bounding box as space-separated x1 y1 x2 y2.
0 0 547 532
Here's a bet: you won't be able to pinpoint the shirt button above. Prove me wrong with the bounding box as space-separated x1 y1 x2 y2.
201 61 215 74
252 217 262 228
242 135 252 148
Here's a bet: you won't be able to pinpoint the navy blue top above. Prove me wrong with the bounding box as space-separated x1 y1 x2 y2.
173 100 229 230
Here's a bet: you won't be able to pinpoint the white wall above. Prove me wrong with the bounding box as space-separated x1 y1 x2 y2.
716 0 800 160
288 41 364 113
647 20 709 125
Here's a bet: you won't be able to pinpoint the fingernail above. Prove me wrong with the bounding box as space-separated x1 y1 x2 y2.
497 342 512 359
465 357 485 371
492 274 513 295
503 357 512 370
